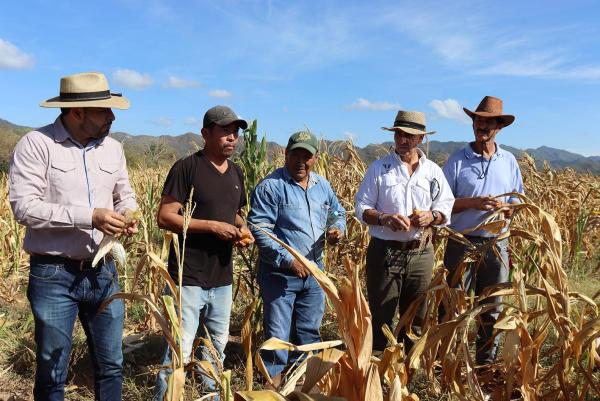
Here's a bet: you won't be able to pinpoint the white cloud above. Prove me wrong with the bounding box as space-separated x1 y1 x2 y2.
0 38 34 69
346 98 400 111
429 99 471 125
184 116 201 126
164 75 200 88
209 89 232 98
381 4 600 82
113 69 153 90
149 116 173 127
343 131 358 141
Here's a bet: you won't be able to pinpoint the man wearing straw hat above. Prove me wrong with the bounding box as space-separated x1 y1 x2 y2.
355 111 454 354
442 96 524 366
9 72 138 401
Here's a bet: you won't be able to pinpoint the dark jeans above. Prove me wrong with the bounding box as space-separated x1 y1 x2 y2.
258 269 325 378
443 237 509 365
366 238 434 352
27 257 124 401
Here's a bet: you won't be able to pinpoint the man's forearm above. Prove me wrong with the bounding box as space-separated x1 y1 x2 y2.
452 198 476 213
158 212 218 234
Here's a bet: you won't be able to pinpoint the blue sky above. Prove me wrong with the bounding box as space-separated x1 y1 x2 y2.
1 0 599 156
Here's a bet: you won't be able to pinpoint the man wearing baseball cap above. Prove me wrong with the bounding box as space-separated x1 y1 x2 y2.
154 105 254 400
9 72 138 401
248 131 346 388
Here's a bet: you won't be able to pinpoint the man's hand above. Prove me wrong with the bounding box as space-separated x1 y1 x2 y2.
326 228 343 245
380 213 411 231
235 226 255 247
290 259 311 278
123 220 139 236
211 221 243 241
92 208 127 236
472 196 502 211
410 210 434 228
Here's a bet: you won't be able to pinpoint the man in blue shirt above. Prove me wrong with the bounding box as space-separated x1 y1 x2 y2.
442 96 524 366
248 131 346 386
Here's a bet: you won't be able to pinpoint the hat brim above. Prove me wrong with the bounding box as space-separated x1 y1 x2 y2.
381 126 436 135
288 142 317 155
213 117 248 130
40 94 130 110
463 108 515 127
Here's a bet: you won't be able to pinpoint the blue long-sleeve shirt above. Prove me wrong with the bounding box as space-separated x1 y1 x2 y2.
248 167 346 272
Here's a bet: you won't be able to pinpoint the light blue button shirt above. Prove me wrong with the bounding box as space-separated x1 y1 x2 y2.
248 167 346 271
442 143 524 237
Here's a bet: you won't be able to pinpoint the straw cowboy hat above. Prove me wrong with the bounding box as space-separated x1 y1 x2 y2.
40 72 129 109
463 96 514 127
381 111 436 135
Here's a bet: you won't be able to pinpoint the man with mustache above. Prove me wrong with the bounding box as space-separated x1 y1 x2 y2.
248 131 346 388
355 111 454 354
154 105 254 400
442 96 524 366
9 72 138 401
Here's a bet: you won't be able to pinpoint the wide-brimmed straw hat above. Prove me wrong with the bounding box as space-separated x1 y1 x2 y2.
381 111 436 135
463 96 514 127
40 72 129 109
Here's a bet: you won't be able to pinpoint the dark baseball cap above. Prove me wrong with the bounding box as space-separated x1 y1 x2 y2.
286 131 318 155
203 105 248 129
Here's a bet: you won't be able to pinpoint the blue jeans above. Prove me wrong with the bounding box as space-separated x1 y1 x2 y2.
258 269 325 378
444 237 510 365
154 285 232 401
27 257 124 401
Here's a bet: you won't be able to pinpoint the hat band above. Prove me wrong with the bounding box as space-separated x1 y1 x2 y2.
59 90 113 102
393 121 426 131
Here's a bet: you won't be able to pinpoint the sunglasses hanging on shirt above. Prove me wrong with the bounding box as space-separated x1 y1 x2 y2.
479 156 492 179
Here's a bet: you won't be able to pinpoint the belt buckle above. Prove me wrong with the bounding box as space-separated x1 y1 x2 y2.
79 260 86 271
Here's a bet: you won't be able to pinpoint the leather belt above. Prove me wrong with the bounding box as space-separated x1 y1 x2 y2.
372 237 427 251
30 254 109 271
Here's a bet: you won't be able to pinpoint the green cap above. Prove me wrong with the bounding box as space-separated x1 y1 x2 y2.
286 131 318 155
203 105 248 129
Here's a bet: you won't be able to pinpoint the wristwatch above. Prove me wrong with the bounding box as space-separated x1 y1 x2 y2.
431 210 440 223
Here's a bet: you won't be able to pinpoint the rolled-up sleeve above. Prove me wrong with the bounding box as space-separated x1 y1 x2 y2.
9 133 94 229
431 166 455 226
326 182 347 232
248 183 294 269
354 164 379 225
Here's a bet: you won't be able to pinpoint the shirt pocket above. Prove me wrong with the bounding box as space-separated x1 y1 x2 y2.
50 161 77 194
315 203 330 230
412 178 432 207
98 161 120 192
277 203 304 230
380 174 401 203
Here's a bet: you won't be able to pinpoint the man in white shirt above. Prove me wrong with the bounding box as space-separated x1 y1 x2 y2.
355 111 454 353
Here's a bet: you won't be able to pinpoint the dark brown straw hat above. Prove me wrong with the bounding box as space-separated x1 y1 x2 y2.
463 96 515 128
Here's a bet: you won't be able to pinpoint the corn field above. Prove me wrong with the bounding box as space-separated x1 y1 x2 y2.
0 123 599 401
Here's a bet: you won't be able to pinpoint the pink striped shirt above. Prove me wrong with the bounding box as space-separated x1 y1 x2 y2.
9 117 137 260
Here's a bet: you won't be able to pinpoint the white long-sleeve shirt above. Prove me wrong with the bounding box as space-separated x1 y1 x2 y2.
355 149 454 241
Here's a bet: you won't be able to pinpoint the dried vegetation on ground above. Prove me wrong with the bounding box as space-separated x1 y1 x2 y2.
0 125 599 401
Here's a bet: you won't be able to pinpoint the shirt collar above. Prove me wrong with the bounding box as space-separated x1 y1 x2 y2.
282 166 318 188
51 116 104 148
464 142 502 160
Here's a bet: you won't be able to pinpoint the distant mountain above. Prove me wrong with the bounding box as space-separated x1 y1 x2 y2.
0 117 599 174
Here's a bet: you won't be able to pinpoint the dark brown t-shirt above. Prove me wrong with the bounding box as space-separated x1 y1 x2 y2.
162 150 246 287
